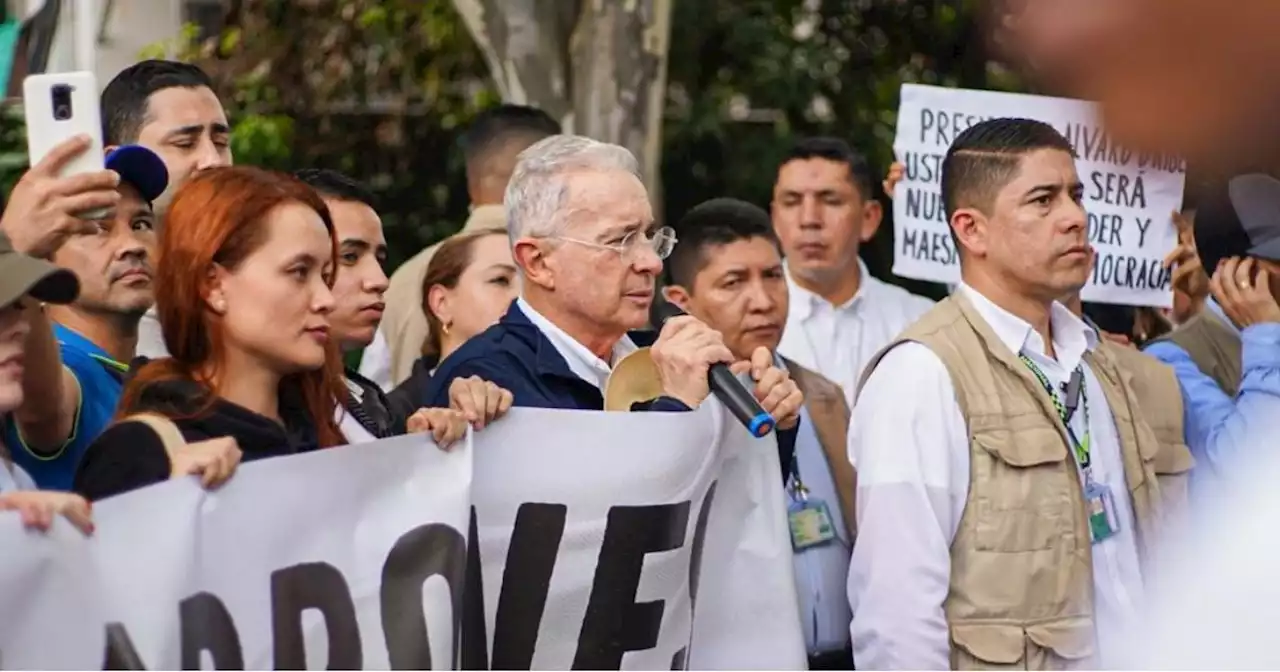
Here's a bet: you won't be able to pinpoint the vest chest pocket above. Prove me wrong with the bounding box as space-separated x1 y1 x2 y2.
970 427 1079 552
951 618 1096 671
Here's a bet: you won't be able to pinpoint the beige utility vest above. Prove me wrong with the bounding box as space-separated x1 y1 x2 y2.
1100 341 1196 517
859 293 1168 670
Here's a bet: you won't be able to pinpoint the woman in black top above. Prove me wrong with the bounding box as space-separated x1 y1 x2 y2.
73 167 458 500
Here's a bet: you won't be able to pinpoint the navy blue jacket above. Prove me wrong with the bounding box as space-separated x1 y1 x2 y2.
420 301 795 481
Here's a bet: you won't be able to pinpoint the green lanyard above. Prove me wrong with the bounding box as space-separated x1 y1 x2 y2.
1018 354 1092 469
89 353 130 382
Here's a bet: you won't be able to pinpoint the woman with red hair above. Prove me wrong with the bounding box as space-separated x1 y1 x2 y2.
72 167 462 500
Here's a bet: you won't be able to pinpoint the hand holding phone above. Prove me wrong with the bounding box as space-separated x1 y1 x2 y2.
0 134 120 259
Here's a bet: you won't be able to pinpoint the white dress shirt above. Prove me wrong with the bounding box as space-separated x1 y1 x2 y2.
358 328 394 392
846 284 1144 670
787 405 854 655
517 297 637 390
134 307 170 359
777 260 933 408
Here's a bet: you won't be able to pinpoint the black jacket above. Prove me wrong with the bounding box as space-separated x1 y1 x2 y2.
73 377 323 501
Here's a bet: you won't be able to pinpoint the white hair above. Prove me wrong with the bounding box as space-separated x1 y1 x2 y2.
504 134 641 245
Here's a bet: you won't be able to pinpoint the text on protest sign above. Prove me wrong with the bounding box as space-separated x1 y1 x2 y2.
892 84 1186 307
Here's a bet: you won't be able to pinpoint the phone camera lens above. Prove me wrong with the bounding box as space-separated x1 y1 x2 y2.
51 85 73 121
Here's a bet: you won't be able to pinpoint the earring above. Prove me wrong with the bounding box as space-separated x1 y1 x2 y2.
212 299 226 313
442 321 452 336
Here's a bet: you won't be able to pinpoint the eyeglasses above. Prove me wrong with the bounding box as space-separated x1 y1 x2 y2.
551 226 678 260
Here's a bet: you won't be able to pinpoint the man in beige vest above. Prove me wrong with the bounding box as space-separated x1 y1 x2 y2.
848 118 1168 669
359 105 561 388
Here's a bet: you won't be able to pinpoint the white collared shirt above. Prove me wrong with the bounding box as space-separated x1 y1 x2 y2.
135 307 170 359
777 260 934 407
846 284 1144 670
517 297 638 390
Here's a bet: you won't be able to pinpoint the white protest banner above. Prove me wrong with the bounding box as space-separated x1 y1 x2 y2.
465 406 805 670
0 432 472 670
892 83 1187 307
0 407 805 670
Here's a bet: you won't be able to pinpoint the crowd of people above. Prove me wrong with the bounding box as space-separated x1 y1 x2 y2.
1 54 1278 670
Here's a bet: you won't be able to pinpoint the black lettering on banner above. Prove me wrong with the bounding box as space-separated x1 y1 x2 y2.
1089 171 1148 209
270 562 362 670
180 592 244 670
380 523 468 670
1061 123 1133 166
1087 213 1125 247
461 508 489 671
904 187 947 224
1134 217 1153 247
1090 250 1172 290
572 502 692 670
492 503 567 670
103 622 147 670
461 504 568 671
901 225 958 266
1138 151 1186 173
919 108 991 146
902 151 945 184
670 483 718 671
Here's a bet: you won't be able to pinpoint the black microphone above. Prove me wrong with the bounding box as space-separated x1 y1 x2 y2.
652 301 776 437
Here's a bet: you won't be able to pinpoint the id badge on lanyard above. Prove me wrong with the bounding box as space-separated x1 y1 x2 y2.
787 478 837 550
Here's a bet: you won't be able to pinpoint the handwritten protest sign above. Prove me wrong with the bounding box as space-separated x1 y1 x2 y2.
892 84 1186 307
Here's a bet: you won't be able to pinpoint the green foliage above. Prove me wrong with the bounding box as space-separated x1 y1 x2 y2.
1 0 1017 298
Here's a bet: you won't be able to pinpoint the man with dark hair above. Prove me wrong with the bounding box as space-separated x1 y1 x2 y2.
663 197 855 671
365 104 563 389
772 136 933 406
101 59 232 359
293 168 510 442
0 138 168 491
848 118 1170 669
100 59 230 210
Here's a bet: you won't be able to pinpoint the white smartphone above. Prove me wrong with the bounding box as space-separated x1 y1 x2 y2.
23 71 105 179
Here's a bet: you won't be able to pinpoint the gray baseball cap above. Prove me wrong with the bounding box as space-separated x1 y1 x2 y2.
0 233 79 309
1194 172 1280 275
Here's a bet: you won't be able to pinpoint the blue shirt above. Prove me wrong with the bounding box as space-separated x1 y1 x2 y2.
3 325 126 491
787 405 853 655
1144 301 1280 491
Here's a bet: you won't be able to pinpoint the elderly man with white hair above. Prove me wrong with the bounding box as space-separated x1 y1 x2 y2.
421 135 803 473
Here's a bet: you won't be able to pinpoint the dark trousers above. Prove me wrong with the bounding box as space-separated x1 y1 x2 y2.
808 646 854 670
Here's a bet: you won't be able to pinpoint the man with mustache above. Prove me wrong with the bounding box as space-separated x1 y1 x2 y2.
0 138 168 490
849 118 1169 669
422 136 803 472
772 137 934 407
662 197 855 670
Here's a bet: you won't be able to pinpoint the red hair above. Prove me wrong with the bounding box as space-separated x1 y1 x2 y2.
119 166 347 447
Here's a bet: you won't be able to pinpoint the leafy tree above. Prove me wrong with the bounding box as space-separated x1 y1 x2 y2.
2 0 1014 299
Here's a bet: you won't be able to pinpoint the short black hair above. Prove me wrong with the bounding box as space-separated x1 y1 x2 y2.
666 198 780 289
461 104 561 165
940 117 1076 220
779 137 875 200
293 168 378 209
100 60 217 145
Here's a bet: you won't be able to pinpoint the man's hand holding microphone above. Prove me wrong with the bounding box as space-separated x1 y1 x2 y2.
649 310 802 434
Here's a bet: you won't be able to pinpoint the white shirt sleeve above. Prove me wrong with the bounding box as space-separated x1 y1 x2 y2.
358 328 393 392
847 341 970 670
